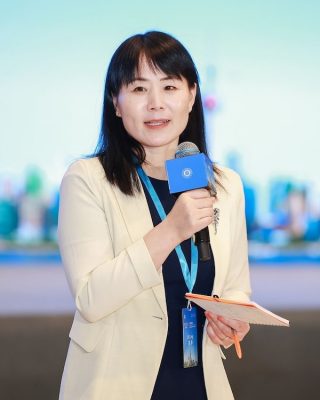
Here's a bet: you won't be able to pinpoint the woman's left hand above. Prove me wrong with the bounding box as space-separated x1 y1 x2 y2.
205 311 250 347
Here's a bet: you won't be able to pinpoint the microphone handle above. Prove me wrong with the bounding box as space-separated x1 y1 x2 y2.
194 227 211 261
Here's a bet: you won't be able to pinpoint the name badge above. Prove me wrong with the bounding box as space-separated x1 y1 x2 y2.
182 307 198 368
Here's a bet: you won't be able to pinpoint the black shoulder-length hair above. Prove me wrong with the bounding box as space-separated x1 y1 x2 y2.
94 30 221 195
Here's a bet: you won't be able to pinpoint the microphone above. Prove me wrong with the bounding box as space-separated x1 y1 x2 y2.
165 142 215 261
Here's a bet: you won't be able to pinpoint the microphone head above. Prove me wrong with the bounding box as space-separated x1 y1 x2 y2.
175 142 200 159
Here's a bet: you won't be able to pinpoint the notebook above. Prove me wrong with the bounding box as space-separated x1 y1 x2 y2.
185 293 290 327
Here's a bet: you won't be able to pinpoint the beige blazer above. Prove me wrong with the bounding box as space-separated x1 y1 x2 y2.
58 157 251 400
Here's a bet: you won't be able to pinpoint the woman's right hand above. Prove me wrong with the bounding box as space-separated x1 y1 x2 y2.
144 188 215 270
166 189 215 243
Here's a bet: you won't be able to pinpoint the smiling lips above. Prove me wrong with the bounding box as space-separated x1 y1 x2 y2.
144 119 170 128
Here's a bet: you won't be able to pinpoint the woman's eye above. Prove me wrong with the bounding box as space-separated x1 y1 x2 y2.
165 85 176 90
133 86 146 92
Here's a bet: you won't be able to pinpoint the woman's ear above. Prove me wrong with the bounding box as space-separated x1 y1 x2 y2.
188 83 197 113
112 97 121 117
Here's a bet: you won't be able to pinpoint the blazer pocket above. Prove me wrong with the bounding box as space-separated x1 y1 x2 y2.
69 310 113 353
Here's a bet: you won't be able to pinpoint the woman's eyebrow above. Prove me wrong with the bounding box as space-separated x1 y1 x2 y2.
162 75 181 81
130 75 180 83
130 77 148 82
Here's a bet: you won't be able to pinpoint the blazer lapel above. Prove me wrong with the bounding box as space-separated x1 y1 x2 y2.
208 198 230 297
112 182 168 316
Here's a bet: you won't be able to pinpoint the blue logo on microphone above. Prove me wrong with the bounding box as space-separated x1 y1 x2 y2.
166 153 215 194
182 168 193 178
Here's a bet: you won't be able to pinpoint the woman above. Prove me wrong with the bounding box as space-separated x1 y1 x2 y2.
58 31 251 400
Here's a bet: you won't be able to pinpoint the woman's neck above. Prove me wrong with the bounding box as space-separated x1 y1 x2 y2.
142 143 177 180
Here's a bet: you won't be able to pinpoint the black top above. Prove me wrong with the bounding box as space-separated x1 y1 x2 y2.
141 176 215 400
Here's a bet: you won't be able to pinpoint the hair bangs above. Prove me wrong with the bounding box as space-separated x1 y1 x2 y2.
142 37 198 88
108 32 198 99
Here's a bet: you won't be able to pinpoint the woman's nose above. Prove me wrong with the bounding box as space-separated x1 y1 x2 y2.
147 89 165 111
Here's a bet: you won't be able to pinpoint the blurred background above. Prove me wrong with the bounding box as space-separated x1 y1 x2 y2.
0 0 319 399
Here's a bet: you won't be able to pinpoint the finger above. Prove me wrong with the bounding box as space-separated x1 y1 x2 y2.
207 324 224 345
195 198 215 209
187 189 212 199
205 312 233 340
197 208 214 220
206 315 232 341
193 217 214 233
207 324 234 347
217 316 250 340
208 318 233 341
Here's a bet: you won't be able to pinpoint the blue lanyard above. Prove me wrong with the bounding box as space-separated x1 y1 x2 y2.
136 165 198 293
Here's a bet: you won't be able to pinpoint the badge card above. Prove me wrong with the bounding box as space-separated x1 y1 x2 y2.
182 307 198 368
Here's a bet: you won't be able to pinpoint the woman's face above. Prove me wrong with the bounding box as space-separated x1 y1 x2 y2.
113 59 196 153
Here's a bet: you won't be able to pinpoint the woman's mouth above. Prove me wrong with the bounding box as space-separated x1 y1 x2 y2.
144 119 170 127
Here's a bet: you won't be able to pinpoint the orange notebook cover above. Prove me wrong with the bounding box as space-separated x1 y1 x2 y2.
185 293 290 327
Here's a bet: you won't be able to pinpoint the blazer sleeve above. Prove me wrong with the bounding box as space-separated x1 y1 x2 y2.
58 160 162 323
221 171 252 302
